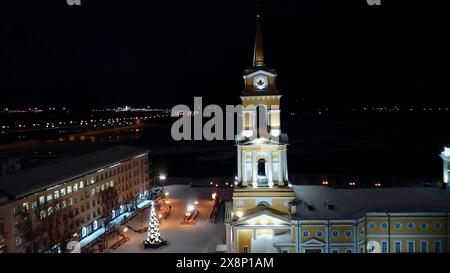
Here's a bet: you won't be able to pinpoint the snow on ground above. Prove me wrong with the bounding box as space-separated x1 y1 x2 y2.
109 185 226 253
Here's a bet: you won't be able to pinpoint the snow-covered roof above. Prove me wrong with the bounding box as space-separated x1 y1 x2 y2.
292 185 450 220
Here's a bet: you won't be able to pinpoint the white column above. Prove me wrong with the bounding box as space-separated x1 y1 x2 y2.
278 150 282 186
244 152 249 185
283 149 289 183
252 151 257 186
237 149 241 182
268 152 273 186
444 160 448 183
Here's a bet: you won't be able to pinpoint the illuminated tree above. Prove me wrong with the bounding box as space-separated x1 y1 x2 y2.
143 202 166 248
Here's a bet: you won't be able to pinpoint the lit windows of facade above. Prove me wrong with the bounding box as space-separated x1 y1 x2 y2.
0 146 151 253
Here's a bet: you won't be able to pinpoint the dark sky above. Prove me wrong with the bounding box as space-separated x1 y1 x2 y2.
1 0 449 109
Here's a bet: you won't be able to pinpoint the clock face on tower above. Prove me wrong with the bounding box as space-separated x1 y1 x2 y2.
254 75 268 90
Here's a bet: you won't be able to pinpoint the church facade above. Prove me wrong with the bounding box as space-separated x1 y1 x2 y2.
224 10 450 254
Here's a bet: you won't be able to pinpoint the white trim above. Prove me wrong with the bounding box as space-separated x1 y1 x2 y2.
243 70 277 79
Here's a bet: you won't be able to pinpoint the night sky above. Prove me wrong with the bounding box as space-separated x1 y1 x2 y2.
1 0 449 109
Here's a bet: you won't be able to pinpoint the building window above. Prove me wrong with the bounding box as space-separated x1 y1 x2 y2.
73 183 78 192
332 231 339 238
54 190 59 199
434 222 442 230
40 210 46 219
302 231 310 237
79 181 84 189
39 196 45 205
394 241 401 253
368 222 375 229
420 221 429 230
345 230 352 237
434 241 441 253
381 241 388 253
91 189 95 196
67 186 72 194
316 230 323 237
110 181 114 187
394 222 402 230
93 220 98 230
22 203 29 212
82 227 87 238
243 245 249 253
15 237 22 246
47 194 53 202
90 177 95 184
407 222 415 230
381 222 388 229
408 241 415 253
31 201 37 209
61 188 66 196
346 249 352 253
420 241 428 253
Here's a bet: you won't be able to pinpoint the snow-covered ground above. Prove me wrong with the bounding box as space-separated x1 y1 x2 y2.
109 185 226 253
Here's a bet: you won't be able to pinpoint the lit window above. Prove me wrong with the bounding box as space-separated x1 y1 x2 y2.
22 203 29 211
31 201 37 209
15 237 22 246
101 184 105 191
110 181 114 187
39 196 45 205
79 181 84 189
54 191 59 199
40 210 46 219
60 188 66 196
91 189 95 196
96 187 100 193
67 186 72 194
73 183 78 192
62 201 67 208
90 177 95 184
47 194 53 202
47 207 54 215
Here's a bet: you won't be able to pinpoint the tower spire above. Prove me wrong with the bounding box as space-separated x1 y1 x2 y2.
253 4 265 67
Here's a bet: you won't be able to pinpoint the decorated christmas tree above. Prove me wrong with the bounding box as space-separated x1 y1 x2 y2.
143 201 166 248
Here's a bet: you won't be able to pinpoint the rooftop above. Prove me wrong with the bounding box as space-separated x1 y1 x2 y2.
293 185 450 220
0 146 150 200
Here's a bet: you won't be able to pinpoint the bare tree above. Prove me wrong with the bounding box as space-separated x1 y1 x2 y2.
99 187 119 250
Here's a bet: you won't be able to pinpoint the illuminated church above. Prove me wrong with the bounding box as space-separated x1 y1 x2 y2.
224 9 450 254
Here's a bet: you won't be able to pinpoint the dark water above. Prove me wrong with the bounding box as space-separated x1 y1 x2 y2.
2 113 449 186
133 113 450 184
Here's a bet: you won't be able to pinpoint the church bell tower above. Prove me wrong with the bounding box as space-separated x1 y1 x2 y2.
236 7 289 188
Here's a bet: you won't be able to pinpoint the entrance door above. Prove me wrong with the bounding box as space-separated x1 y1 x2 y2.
257 159 268 186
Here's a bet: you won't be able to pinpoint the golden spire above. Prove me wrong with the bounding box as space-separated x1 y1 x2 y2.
253 4 264 67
